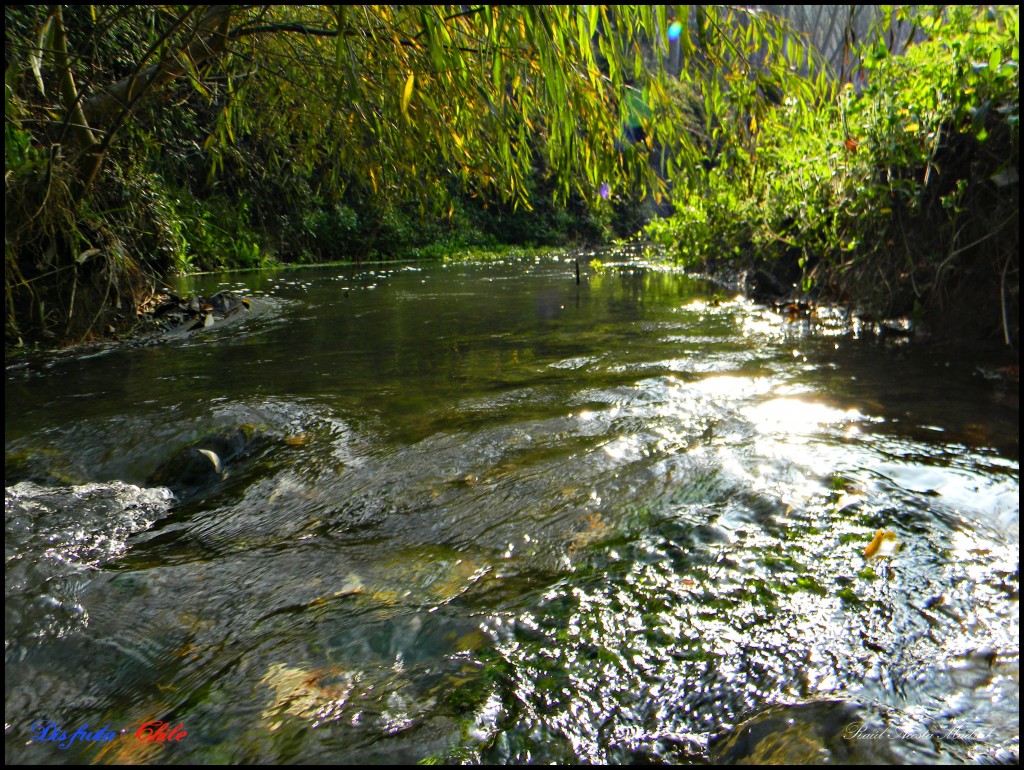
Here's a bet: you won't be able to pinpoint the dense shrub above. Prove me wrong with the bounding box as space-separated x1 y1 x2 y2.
648 6 1019 342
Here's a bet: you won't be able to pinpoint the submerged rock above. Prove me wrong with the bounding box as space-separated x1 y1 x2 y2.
708 699 944 765
149 424 272 502
4 446 87 486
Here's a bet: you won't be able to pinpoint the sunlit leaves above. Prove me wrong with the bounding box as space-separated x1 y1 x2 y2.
10 4 834 224
649 2 1018 345
401 72 415 117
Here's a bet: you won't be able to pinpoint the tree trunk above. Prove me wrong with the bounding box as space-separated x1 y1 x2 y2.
74 5 234 194
81 6 233 129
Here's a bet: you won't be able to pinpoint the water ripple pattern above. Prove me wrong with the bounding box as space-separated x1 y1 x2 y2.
4 255 1018 764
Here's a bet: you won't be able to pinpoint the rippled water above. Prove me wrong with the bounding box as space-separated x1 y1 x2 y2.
5 254 1018 764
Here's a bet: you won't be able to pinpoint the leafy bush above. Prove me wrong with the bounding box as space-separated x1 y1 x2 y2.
648 5 1019 341
301 204 360 260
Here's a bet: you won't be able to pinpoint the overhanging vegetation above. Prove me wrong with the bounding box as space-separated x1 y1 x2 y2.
4 5 1018 347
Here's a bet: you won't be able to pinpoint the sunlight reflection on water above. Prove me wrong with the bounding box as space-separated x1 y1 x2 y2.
4 256 1017 764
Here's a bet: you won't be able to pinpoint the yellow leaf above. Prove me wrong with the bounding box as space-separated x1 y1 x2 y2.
402 72 415 115
864 529 899 559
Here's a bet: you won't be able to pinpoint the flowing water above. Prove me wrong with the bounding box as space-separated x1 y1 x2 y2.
5 253 1018 764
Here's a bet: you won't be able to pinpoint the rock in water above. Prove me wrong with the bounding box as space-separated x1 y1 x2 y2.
708 699 943 764
149 425 264 501
144 290 250 334
206 290 250 316
745 268 790 303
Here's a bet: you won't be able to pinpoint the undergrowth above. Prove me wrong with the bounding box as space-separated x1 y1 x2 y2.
648 6 1019 345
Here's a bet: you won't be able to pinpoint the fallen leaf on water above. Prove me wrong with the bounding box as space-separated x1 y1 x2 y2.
864 529 899 559
196 448 221 474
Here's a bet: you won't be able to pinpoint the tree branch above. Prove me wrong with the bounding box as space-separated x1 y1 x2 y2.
49 6 97 149
81 5 232 129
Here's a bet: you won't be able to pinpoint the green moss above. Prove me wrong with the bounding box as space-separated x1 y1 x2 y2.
762 553 805 572
857 567 878 581
5 448 86 486
795 576 828 597
836 587 861 605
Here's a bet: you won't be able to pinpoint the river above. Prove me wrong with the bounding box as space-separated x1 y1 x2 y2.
5 252 1018 763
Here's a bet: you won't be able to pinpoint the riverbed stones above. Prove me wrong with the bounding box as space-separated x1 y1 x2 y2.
707 699 942 764
5 446 86 486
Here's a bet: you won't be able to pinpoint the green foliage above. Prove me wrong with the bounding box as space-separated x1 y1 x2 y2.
8 4 700 344
201 5 686 217
4 124 46 176
9 4 1014 345
645 6 836 269
648 5 1019 341
645 180 751 267
301 204 360 261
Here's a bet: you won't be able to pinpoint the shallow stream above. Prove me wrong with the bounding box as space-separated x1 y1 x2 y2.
5 253 1018 763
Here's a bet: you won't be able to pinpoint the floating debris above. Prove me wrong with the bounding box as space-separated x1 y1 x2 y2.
864 529 899 559
141 290 250 334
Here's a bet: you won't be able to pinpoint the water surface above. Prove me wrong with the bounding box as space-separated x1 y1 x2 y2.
5 254 1018 763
